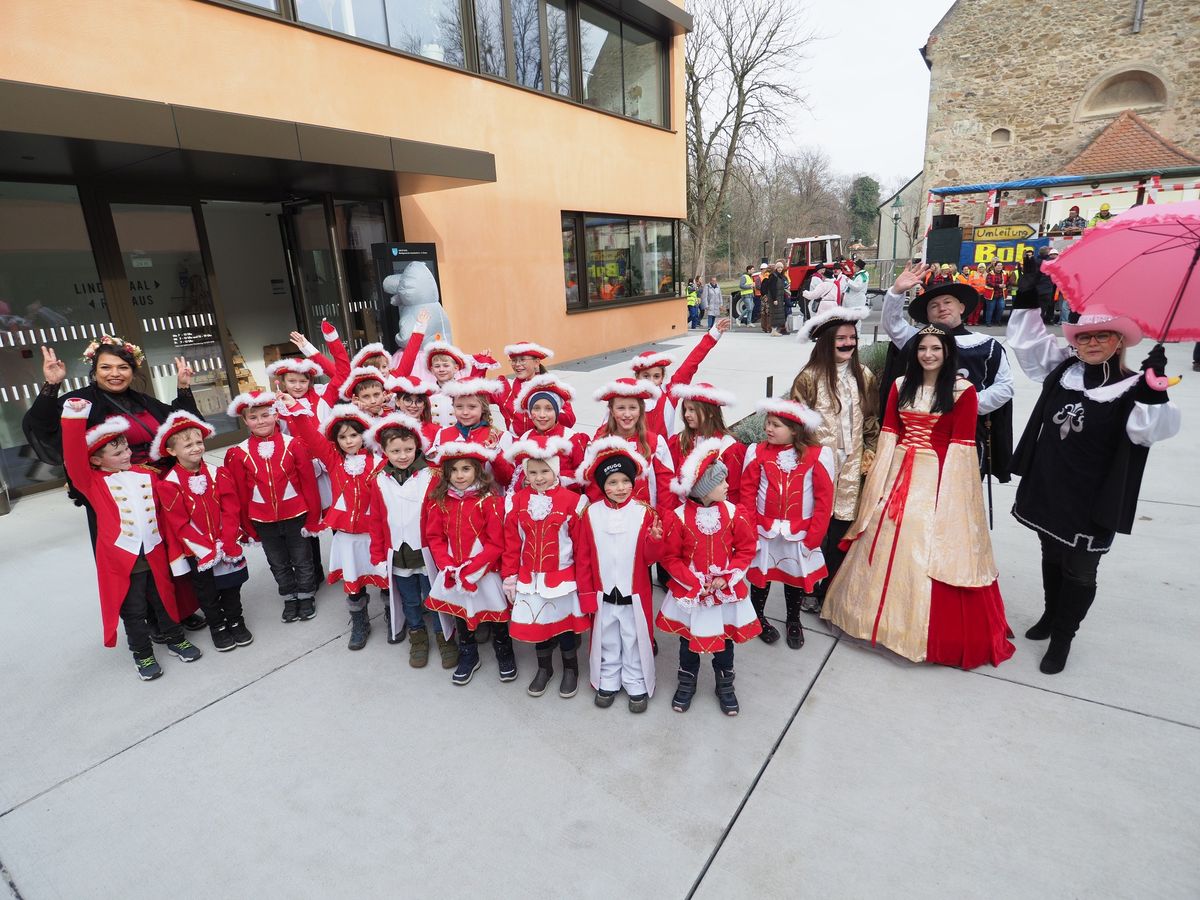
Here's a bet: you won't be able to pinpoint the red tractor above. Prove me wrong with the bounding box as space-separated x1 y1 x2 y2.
785 235 853 317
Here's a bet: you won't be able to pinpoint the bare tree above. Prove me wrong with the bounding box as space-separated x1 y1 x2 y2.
685 0 815 274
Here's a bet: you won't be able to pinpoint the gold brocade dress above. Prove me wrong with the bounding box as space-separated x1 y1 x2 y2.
821 378 1014 668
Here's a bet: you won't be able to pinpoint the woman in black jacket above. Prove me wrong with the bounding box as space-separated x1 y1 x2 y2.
760 261 792 336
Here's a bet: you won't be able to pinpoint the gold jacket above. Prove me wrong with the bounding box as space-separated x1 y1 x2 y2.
789 365 879 521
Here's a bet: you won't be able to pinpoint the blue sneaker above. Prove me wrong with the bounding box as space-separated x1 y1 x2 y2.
133 652 163 681
166 639 203 663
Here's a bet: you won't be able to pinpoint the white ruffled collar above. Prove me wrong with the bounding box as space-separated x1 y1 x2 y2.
695 504 722 535
528 493 553 521
1060 362 1141 403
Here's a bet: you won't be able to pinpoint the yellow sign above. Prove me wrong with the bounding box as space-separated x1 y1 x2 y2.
974 242 1038 264
974 225 1035 240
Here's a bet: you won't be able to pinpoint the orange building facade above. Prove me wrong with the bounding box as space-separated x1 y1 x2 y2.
0 0 688 495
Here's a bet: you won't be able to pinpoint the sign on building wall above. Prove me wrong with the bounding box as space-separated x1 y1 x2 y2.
959 234 1048 268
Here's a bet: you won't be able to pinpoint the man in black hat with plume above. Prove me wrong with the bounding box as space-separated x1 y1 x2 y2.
880 262 1015 483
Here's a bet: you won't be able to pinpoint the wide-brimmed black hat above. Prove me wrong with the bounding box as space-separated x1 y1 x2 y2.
908 282 979 323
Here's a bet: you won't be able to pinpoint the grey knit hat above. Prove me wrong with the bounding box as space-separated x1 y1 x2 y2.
690 459 728 500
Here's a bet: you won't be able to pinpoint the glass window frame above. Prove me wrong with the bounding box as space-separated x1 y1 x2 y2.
560 210 678 313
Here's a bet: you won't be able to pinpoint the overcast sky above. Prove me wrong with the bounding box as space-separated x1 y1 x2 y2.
779 0 953 191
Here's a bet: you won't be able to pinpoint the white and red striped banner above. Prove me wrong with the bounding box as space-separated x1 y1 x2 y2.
935 180 1200 206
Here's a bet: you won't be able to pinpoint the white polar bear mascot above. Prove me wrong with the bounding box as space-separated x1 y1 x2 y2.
384 261 452 350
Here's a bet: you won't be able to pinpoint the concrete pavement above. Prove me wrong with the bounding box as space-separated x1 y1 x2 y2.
1 324 1197 898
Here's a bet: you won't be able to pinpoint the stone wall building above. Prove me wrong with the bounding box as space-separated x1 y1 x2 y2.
919 0 1200 222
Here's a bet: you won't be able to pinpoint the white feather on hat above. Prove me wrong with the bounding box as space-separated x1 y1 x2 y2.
593 377 663 403
579 435 649 483
227 390 278 418
349 343 390 369
150 411 214 461
339 367 388 401
756 397 822 430
515 374 576 412
669 436 726 498
266 358 323 380
440 377 505 400
85 416 132 455
365 411 431 453
319 404 374 441
795 305 870 344
668 381 736 407
504 341 555 360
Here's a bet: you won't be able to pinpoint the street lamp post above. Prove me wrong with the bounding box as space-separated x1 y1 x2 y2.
891 195 904 261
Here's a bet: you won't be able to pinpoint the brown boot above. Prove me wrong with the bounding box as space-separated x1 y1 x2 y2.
409 627 429 668
436 631 459 669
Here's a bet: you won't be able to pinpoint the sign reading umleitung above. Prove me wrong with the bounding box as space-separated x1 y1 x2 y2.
960 223 1047 267
972 225 1035 241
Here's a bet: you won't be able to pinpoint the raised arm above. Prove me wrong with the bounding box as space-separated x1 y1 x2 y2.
59 398 100 505
882 262 927 349
390 309 429 377
1006 308 1070 382
667 319 728 391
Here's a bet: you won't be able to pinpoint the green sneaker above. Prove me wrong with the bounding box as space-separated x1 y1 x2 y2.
166 639 203 662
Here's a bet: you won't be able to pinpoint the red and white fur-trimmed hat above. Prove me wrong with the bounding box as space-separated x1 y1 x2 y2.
757 397 822 430
630 349 675 373
85 415 132 456
669 437 727 498
339 367 388 401
350 342 391 370
579 435 649 484
669 381 736 407
440 378 504 401
504 434 574 474
266 358 323 381
593 377 663 404
150 411 215 461
504 341 554 361
434 440 498 466
320 404 374 441
424 339 468 371
515 374 576 412
228 389 278 418
387 374 438 397
366 411 431 454
796 305 870 344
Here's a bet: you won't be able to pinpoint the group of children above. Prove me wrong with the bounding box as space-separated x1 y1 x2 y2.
67 314 841 717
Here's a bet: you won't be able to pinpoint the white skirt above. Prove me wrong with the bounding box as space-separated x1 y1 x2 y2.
509 589 590 643
328 531 387 594
656 593 762 652
749 532 828 591
427 568 510 629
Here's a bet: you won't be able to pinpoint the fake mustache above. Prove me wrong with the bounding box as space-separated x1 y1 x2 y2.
835 344 857 352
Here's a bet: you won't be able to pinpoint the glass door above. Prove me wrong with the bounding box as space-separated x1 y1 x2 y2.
283 201 346 341
108 203 238 435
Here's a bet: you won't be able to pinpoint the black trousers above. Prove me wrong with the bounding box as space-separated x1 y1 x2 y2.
536 633 578 653
257 515 317 599
814 518 852 599
679 636 733 674
189 561 244 626
121 568 182 655
1039 534 1102 588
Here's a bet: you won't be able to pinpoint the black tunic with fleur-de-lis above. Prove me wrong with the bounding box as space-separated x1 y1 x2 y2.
1012 358 1142 552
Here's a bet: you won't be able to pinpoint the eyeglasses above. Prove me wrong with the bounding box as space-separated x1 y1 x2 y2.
1075 331 1117 345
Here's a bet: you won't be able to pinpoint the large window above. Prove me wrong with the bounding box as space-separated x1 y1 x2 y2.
238 0 666 126
561 211 676 310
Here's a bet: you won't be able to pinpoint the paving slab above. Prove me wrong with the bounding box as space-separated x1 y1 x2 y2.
694 642 1200 899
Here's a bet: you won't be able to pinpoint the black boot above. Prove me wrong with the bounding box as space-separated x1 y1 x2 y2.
672 669 698 713
347 604 371 651
784 589 805 649
528 645 554 697
1026 555 1062 641
493 623 518 682
751 586 779 644
559 647 579 699
714 669 739 716
1040 579 1095 675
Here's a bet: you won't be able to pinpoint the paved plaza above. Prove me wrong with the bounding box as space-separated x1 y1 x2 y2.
1 323 1197 898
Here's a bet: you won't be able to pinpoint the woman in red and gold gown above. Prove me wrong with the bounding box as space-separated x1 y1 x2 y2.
822 325 1014 669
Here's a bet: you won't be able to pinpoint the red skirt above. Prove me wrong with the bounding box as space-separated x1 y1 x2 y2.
925 579 1015 670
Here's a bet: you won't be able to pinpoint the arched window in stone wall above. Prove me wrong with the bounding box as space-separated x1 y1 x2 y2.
1078 69 1167 119
990 127 1012 146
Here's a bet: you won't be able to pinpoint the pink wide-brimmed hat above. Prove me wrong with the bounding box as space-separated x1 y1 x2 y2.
1062 306 1143 348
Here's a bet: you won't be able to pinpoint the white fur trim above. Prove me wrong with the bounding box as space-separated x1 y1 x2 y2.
266 358 322 380
61 399 92 420
579 435 650 482
150 411 214 461
338 367 388 401
432 440 498 464
796 305 870 344
756 397 822 430
515 374 576 412
668 381 736 407
504 435 574 465
320 320 340 342
504 341 555 360
593 378 663 403
349 343 390 369
366 412 431 453
630 350 675 372
440 378 504 399
227 390 277 418
424 340 468 368
84 416 131 453
669 437 726 497
388 374 437 397
320 404 373 440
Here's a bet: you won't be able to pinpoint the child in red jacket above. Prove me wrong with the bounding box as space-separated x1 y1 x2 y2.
657 438 760 716
433 378 514 487
423 441 512 686
279 398 386 650
509 375 587 491
61 398 201 680
223 390 324 625
588 379 676 512
497 341 578 434
152 411 252 652
740 398 835 651
666 381 747 511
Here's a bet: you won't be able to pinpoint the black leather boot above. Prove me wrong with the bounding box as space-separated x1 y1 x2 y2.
527 645 554 697
1026 555 1062 641
1040 579 1096 675
559 647 579 699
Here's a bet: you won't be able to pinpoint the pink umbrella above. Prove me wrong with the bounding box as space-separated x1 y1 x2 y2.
1044 199 1200 344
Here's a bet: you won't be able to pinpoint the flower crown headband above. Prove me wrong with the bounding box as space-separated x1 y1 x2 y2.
82 334 145 367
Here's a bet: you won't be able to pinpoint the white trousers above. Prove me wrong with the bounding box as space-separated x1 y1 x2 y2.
597 602 646 695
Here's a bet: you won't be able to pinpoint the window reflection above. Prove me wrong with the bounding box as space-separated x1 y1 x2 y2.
475 0 508 77
573 212 675 308
296 0 389 43
385 0 466 66
546 0 571 96
579 4 624 116
561 215 580 308
511 0 542 89
622 21 662 125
